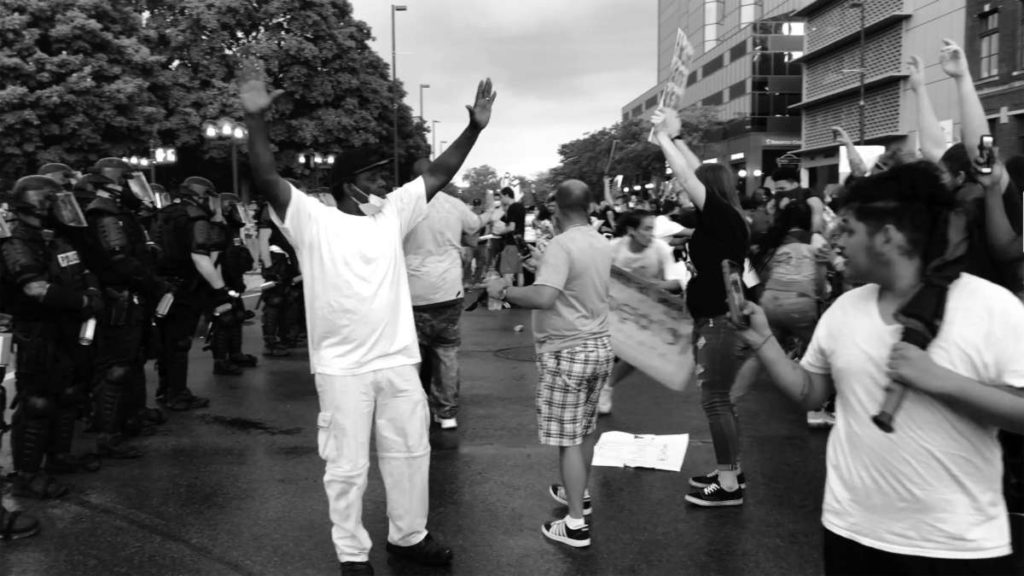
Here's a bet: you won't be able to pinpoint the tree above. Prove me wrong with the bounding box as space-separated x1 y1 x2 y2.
145 0 428 190
0 0 166 183
547 106 721 202
459 164 499 205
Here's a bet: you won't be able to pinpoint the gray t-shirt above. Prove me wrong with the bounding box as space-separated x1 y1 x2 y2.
531 225 611 353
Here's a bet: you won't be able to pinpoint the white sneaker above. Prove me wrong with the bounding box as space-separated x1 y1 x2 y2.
597 385 613 415
435 416 458 430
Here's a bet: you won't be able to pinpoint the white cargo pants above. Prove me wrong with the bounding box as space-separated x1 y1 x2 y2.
315 365 431 563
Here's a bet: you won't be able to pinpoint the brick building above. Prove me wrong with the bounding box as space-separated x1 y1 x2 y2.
965 0 1024 157
793 0 966 191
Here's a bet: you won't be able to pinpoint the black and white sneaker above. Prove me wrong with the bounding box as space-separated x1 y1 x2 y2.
548 483 592 516
688 470 746 489
541 517 590 548
684 482 744 507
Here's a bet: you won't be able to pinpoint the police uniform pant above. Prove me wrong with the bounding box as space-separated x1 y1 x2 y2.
11 321 78 474
94 296 146 435
156 293 201 400
314 366 431 563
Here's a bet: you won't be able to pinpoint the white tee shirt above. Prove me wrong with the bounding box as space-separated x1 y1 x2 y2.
610 237 674 281
271 180 428 375
403 193 482 306
800 273 1024 559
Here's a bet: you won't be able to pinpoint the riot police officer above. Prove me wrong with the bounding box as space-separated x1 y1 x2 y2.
0 176 103 498
79 173 170 456
153 176 227 410
38 163 80 191
256 200 300 356
207 193 256 374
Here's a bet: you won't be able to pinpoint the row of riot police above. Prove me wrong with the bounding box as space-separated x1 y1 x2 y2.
0 159 253 509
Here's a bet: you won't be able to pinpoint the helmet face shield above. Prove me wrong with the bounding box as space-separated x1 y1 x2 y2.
219 193 251 226
52 191 88 227
126 172 157 207
0 215 11 239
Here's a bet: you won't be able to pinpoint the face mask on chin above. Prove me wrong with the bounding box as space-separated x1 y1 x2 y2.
349 184 386 216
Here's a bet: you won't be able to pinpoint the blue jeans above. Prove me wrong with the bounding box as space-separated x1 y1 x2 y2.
413 301 463 419
693 315 749 470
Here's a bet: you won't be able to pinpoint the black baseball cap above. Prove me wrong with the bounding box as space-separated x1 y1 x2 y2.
330 148 392 182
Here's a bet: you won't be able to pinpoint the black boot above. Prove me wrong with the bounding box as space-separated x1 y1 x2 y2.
0 505 41 541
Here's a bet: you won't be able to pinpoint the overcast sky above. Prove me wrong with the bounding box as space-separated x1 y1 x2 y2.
348 0 658 182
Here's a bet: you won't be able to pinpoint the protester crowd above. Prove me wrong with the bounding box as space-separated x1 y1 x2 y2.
2 40 1023 576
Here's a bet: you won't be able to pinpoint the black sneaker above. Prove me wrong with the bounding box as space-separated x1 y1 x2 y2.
684 482 744 507
548 483 592 516
385 533 452 566
541 517 591 548
688 470 746 489
339 561 374 576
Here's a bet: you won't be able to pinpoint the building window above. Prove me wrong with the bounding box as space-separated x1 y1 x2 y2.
687 71 698 87
644 96 658 110
702 91 724 107
782 22 804 36
1019 1 1024 70
704 1 723 53
978 9 999 79
728 80 748 100
703 55 724 77
740 0 759 28
730 40 748 62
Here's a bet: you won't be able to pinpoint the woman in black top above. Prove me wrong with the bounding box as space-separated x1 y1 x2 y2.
651 108 751 507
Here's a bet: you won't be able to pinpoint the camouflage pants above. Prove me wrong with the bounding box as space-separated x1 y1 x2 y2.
413 300 463 419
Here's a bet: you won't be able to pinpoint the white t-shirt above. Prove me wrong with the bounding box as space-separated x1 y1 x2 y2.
610 237 674 281
404 193 482 306
271 180 428 375
800 273 1024 559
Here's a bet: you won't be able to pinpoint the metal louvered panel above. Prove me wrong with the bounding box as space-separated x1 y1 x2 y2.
804 26 902 100
803 83 902 149
806 0 905 54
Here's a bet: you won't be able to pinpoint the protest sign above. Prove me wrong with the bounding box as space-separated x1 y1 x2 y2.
648 28 695 143
592 431 690 471
608 266 694 392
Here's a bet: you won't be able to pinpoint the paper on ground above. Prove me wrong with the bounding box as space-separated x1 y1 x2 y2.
592 431 689 472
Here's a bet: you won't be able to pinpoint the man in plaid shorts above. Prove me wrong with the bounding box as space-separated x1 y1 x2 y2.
487 179 613 548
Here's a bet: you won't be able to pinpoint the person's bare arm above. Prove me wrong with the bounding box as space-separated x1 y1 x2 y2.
889 341 1024 434
906 56 945 163
258 228 273 268
940 39 988 162
651 108 707 210
737 302 835 409
192 254 225 290
238 62 291 220
422 80 495 201
977 160 1023 260
832 126 868 177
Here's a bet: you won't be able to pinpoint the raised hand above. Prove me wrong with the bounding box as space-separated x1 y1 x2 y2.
906 55 925 91
830 125 853 146
650 107 682 137
939 39 968 79
238 60 285 115
467 78 496 130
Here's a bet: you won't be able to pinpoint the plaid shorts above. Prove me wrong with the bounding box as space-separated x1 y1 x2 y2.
535 336 614 446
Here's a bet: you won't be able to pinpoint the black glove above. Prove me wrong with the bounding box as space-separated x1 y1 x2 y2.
83 288 105 318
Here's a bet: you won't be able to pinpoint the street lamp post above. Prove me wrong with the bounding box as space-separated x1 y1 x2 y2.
201 118 248 196
440 140 448 155
430 120 440 160
419 83 430 121
391 4 407 186
848 1 867 145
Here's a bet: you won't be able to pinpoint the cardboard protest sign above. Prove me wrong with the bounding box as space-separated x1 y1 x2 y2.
608 265 694 392
649 28 695 143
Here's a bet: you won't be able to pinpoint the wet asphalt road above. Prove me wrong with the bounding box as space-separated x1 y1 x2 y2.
4 302 1012 576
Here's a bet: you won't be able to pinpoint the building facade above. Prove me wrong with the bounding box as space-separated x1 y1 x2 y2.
965 0 1024 157
793 0 966 191
622 0 808 194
